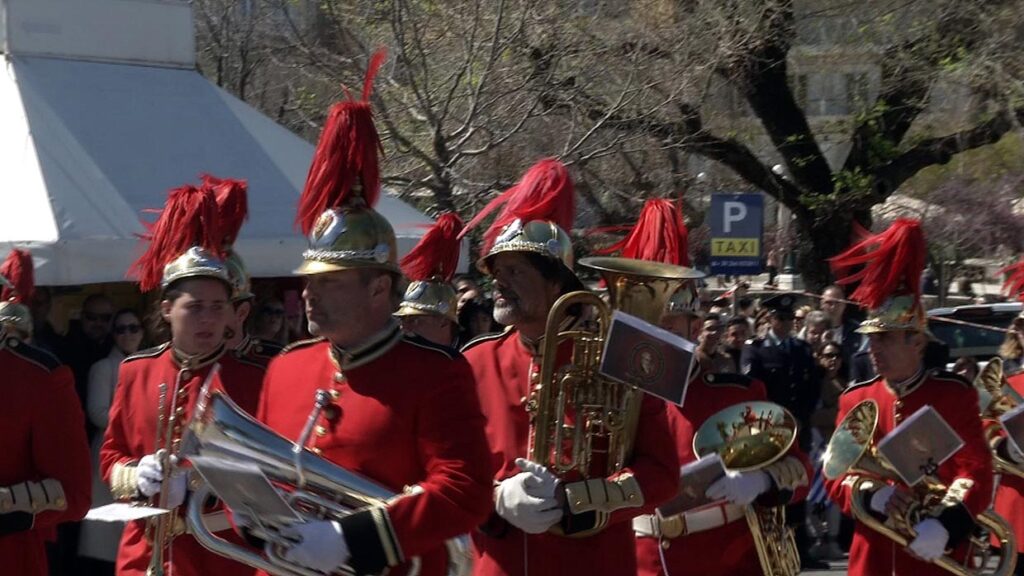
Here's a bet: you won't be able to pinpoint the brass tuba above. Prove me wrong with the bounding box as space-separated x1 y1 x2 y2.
974 358 1024 480
693 401 801 576
822 400 1017 576
528 256 700 480
180 389 470 576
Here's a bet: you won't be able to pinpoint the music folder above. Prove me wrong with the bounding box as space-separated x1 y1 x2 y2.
189 456 302 526
1000 402 1024 456
876 405 964 487
599 310 697 406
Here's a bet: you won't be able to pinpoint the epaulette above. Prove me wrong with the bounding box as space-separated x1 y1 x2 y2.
4 336 61 371
281 336 326 354
403 334 459 360
460 325 513 353
124 342 170 363
842 374 882 395
929 369 972 388
702 372 754 388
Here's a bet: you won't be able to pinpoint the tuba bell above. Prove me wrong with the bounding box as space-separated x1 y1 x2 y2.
974 358 1024 480
823 399 1017 576
180 388 470 576
692 401 801 576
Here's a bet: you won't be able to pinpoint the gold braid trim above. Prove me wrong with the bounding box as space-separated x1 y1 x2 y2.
563 473 644 515
110 461 140 501
763 456 809 491
0 479 66 513
940 478 975 507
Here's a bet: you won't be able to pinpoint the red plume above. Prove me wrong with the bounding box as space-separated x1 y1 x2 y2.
202 174 249 247
296 49 387 235
1001 260 1024 302
828 218 926 310
400 213 464 282
462 158 575 255
0 249 34 304
129 185 223 292
594 199 690 266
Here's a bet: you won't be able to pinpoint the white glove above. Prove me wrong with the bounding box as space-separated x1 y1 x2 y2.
870 485 896 515
705 470 771 506
279 519 350 573
136 454 187 508
907 518 950 561
494 458 563 534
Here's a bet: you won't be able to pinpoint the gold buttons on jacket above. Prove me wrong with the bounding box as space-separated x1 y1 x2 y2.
315 425 327 437
334 371 345 383
329 389 341 400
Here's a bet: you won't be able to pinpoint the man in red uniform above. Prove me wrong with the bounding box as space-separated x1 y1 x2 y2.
824 219 993 576
253 52 492 576
593 200 810 576
393 213 464 348
461 163 679 576
100 184 264 576
0 249 91 576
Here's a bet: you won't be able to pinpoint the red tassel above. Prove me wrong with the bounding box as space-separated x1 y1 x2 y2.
296 49 387 235
401 213 464 282
130 185 223 292
594 199 690 266
201 174 249 247
0 249 34 304
462 158 575 255
829 218 926 310
1001 260 1024 302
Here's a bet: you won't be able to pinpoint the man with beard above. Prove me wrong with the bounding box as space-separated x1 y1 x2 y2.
461 163 678 576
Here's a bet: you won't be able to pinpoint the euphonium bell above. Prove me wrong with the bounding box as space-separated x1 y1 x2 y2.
974 358 1024 480
823 400 1017 576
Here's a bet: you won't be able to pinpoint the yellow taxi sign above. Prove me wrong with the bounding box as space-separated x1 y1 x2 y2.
711 238 759 257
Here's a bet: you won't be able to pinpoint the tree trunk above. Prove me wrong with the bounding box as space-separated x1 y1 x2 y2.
793 209 867 293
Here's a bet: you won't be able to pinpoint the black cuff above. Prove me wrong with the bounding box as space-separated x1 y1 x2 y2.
559 509 602 535
0 511 33 536
935 503 976 548
338 507 402 575
478 511 510 538
756 487 794 508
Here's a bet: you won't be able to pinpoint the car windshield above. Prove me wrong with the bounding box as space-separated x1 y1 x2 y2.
927 314 1011 358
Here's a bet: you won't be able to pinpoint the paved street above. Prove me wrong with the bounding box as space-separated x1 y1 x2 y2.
804 559 848 575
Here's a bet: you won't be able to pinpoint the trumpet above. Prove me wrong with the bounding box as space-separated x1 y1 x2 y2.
823 400 1017 576
974 358 1024 480
693 401 801 576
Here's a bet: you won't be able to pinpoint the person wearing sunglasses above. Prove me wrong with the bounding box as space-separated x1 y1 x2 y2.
80 309 145 574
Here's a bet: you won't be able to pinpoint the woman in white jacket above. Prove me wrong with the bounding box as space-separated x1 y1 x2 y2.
78 308 145 574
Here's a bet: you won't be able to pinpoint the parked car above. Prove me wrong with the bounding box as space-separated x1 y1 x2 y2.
926 302 1020 361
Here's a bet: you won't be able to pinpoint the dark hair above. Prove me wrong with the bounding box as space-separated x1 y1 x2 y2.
113 308 141 325
356 268 406 309
726 316 749 328
82 293 113 311
522 252 583 295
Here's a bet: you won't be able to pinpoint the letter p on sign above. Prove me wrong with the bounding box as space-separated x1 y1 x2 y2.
723 201 747 234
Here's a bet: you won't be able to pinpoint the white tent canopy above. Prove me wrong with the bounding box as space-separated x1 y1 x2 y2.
0 0 447 286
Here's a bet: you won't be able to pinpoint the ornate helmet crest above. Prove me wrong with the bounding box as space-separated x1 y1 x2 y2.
830 218 927 334
395 213 463 321
0 249 34 336
294 50 399 276
203 174 253 301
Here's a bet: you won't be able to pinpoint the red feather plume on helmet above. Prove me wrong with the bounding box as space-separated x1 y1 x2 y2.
129 185 223 292
1001 260 1024 302
0 249 34 304
296 49 387 236
595 199 690 266
400 213 464 282
201 174 249 247
460 158 575 255
828 218 926 310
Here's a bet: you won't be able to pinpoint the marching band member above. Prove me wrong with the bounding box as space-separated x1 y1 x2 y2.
100 184 264 576
461 161 679 575
254 51 493 576
393 213 464 348
0 249 91 576
203 174 283 366
611 201 811 576
823 219 993 576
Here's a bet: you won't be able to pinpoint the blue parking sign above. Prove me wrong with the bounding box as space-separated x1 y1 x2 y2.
709 194 763 275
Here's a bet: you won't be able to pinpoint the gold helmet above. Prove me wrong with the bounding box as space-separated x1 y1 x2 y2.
467 158 577 278
395 213 463 321
0 249 34 337
293 50 399 277
203 175 254 301
130 185 232 295
830 218 926 334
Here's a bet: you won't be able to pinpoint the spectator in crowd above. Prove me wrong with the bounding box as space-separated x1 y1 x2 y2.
29 286 62 354
457 297 498 346
453 274 483 313
79 309 144 576
819 285 860 379
694 314 734 373
251 295 289 346
807 341 846 562
1000 315 1024 374
722 316 751 370
952 355 979 382
798 310 831 349
793 305 813 335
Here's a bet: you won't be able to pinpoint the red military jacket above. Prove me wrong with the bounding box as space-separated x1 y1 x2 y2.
257 324 493 576
0 332 91 576
990 371 1024 551
100 342 264 576
824 369 992 576
636 368 812 576
462 327 679 576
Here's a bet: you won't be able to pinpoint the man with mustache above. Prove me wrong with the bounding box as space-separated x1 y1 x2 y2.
461 160 678 576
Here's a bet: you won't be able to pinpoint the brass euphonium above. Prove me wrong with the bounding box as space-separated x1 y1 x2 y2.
974 358 1024 480
692 401 801 576
527 257 699 532
180 388 470 576
823 400 1017 576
